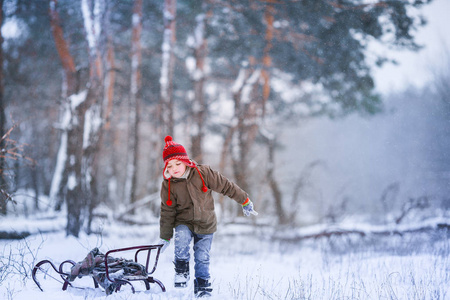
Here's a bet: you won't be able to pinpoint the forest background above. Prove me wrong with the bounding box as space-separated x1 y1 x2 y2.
0 0 449 239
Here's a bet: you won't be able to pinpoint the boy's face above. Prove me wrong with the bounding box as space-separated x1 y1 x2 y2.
166 159 187 178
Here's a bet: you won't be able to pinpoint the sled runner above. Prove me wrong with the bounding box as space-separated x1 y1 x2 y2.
32 244 166 295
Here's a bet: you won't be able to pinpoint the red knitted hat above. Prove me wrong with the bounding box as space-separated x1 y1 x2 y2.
162 135 207 206
162 136 196 179
162 136 192 165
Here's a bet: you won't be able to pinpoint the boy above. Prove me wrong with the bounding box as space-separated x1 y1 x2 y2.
158 136 258 297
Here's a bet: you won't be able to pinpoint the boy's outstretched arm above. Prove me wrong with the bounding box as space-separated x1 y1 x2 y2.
202 165 258 216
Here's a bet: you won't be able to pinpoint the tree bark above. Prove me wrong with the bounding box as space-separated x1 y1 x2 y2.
103 38 115 131
231 73 248 193
65 92 87 237
261 3 285 223
31 166 40 210
218 125 235 218
261 2 274 118
50 0 107 237
229 2 275 219
81 0 106 235
0 0 6 215
190 8 208 162
266 135 286 224
97 21 116 218
49 0 78 96
160 0 176 137
125 0 143 210
231 65 261 194
48 0 79 213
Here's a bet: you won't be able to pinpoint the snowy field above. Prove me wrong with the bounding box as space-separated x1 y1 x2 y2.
1 215 449 300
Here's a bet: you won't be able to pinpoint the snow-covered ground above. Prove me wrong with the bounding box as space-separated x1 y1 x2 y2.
1 213 449 300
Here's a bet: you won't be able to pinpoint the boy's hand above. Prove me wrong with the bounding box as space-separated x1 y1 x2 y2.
242 198 258 216
157 238 170 253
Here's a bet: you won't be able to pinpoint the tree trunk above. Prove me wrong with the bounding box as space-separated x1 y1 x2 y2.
218 125 235 219
262 3 284 223
48 0 79 212
49 0 78 95
81 0 106 235
266 135 286 224
231 65 261 194
125 0 143 211
50 101 70 211
83 84 102 235
103 38 115 131
49 0 107 237
190 7 208 162
98 24 116 214
0 0 6 215
160 0 176 137
228 2 275 217
261 2 274 117
49 0 102 237
65 91 88 237
31 167 40 210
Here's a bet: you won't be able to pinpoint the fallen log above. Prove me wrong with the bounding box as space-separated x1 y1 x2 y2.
0 230 31 239
273 219 450 242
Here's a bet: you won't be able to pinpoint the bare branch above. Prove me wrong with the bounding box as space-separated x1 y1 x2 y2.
395 196 430 225
0 125 36 170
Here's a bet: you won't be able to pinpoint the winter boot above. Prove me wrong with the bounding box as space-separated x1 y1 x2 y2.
174 260 190 288
194 278 212 297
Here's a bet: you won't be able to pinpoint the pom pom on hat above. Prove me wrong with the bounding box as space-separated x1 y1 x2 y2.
165 135 173 143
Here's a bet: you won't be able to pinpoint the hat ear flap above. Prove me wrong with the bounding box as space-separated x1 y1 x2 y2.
163 164 171 179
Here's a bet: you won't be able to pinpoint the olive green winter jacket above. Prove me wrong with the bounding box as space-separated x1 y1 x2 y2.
159 164 248 240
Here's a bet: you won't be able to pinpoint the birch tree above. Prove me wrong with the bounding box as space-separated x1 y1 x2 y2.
230 62 261 194
188 5 208 162
48 0 107 237
160 0 176 137
260 1 286 223
48 0 79 212
124 0 143 209
101 35 116 208
63 91 88 237
49 0 88 237
0 0 6 215
80 0 106 235
261 1 273 119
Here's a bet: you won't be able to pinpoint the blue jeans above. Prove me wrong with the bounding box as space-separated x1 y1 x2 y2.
174 225 213 280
